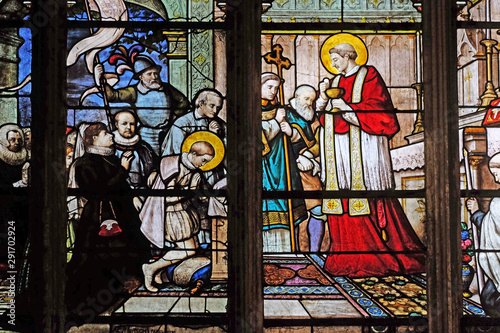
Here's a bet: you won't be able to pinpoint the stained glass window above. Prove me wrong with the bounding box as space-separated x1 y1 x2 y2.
2 0 229 331
260 1 427 329
64 1 229 331
0 0 498 331
457 0 500 330
0 23 32 331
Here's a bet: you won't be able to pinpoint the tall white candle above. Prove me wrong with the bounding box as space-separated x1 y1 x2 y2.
486 0 491 39
416 31 421 83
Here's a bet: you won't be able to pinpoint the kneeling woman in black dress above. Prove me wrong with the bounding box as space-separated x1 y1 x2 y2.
66 122 147 323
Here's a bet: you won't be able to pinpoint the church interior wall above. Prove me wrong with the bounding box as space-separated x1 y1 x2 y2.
469 2 486 22
388 87 418 149
458 60 482 108
366 35 390 82
272 34 296 102
393 168 426 244
477 156 499 191
487 127 500 156
214 30 227 121
295 35 321 90
262 35 273 74
493 1 500 21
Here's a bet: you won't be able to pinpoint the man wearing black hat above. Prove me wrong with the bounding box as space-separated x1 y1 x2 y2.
94 55 189 154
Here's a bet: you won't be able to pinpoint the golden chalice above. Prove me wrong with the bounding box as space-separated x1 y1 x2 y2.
326 87 345 99
325 87 345 112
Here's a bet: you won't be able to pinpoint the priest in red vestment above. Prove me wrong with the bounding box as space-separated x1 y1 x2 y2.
314 40 425 277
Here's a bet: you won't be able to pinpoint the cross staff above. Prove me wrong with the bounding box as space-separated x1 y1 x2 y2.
263 44 297 252
264 44 291 105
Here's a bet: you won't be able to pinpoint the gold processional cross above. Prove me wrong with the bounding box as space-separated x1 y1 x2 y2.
263 44 291 104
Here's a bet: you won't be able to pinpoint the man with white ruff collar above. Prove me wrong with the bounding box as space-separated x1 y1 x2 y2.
0 123 28 187
0 124 29 288
113 111 158 189
467 152 500 317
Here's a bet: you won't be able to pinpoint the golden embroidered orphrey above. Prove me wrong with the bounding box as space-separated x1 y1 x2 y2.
322 66 371 216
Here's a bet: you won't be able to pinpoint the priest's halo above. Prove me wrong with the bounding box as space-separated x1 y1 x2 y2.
181 131 225 171
320 33 368 75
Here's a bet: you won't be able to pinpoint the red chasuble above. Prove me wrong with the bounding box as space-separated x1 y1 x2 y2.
321 66 425 277
320 66 399 136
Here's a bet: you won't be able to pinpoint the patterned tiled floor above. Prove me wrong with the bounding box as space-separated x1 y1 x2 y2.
0 254 486 321
260 254 486 319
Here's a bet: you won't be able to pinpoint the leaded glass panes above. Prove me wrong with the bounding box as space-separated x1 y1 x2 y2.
63 1 228 329
458 0 500 329
260 26 427 322
0 26 32 330
2 0 499 331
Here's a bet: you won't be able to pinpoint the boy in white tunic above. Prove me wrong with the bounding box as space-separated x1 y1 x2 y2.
140 141 215 292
